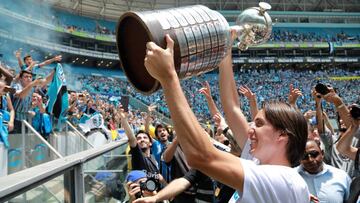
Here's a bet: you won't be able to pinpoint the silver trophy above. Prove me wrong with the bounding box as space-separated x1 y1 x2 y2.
116 2 272 94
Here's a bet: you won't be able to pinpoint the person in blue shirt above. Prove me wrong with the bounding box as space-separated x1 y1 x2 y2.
0 81 15 133
0 80 15 177
297 139 351 203
11 70 54 133
15 49 62 73
29 92 52 139
151 123 171 183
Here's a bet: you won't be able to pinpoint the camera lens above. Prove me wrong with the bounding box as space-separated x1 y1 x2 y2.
145 180 157 192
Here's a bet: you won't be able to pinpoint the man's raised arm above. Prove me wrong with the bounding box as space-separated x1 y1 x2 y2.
143 34 245 192
218 34 249 150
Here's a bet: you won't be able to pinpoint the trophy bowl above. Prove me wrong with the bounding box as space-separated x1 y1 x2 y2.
116 2 272 95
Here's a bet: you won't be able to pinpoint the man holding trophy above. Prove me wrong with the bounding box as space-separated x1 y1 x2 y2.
117 2 311 202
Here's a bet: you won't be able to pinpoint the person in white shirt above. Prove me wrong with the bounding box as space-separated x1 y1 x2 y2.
141 31 310 203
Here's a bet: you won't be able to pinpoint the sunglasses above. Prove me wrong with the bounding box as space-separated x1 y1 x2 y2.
302 151 320 160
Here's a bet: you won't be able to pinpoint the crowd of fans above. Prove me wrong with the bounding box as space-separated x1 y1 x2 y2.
117 36 360 203
61 20 115 36
269 30 359 42
74 67 359 124
0 46 359 203
1 1 360 202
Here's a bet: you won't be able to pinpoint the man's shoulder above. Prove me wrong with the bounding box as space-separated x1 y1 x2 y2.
129 144 140 153
325 164 350 178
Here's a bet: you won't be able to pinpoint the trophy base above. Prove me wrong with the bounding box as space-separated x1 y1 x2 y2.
116 13 161 95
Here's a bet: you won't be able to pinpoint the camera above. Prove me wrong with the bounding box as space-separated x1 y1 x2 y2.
4 86 16 94
350 104 360 120
315 83 331 95
135 177 159 199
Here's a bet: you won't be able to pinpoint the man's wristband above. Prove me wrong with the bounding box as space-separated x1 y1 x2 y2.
223 126 230 135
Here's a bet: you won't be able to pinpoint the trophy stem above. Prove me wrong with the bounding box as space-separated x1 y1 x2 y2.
230 25 253 50
230 25 245 38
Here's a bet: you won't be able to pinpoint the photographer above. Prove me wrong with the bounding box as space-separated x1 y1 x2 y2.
126 170 159 203
134 168 214 203
320 84 360 178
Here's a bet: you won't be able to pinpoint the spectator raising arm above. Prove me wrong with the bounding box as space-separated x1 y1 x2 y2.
199 81 221 117
322 111 335 135
323 87 351 128
314 90 325 135
238 85 258 121
162 137 178 163
144 34 245 192
288 84 302 109
0 62 14 85
14 49 23 68
144 104 156 134
6 93 15 132
38 55 62 68
213 112 242 154
336 109 360 161
14 78 42 99
42 69 56 87
119 109 137 147
218 31 249 151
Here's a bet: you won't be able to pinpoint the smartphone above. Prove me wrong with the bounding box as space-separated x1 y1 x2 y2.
315 83 330 95
120 96 129 112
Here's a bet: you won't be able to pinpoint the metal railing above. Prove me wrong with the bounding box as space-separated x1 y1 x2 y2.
7 118 96 176
0 140 128 202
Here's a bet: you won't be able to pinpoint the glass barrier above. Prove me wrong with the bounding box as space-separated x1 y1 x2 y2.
83 143 130 202
8 121 61 175
6 173 67 203
7 119 95 175
0 141 128 203
50 121 94 157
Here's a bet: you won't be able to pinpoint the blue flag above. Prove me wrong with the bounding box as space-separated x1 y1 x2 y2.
0 115 9 148
46 63 69 119
328 41 335 54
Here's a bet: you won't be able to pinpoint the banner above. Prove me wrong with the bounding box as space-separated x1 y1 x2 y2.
79 113 110 147
46 63 69 119
329 76 360 81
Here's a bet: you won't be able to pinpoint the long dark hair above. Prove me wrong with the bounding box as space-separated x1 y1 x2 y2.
263 101 308 167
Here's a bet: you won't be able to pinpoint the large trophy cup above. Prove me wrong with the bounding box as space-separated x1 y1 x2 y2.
116 2 272 94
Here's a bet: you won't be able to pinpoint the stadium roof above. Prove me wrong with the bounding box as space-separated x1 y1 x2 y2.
44 0 360 21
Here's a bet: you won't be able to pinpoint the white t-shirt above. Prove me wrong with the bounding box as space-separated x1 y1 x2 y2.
229 139 310 203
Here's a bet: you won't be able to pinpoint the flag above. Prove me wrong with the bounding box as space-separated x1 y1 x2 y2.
0 114 9 148
328 41 335 54
46 63 69 119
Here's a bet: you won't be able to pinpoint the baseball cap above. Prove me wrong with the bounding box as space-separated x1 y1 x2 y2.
126 170 147 182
